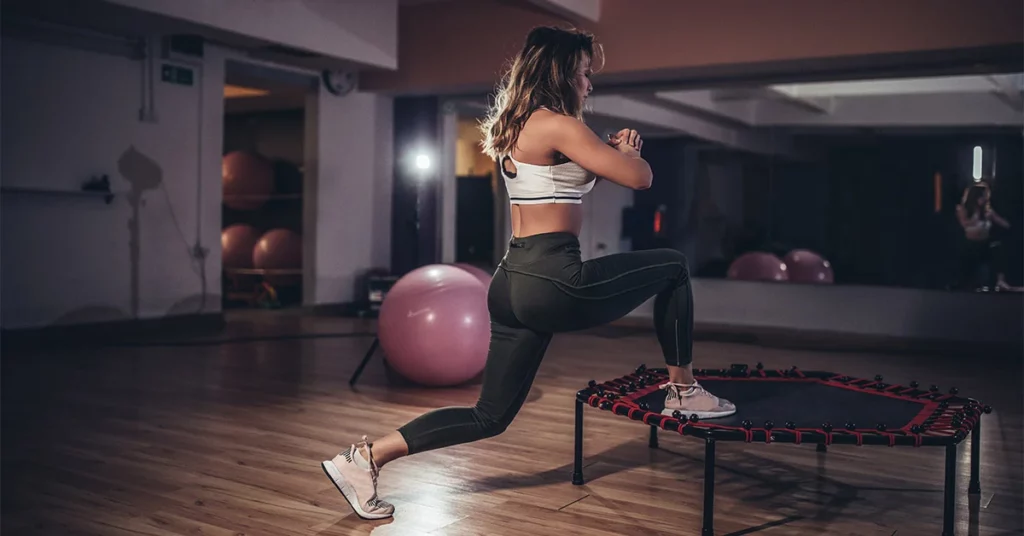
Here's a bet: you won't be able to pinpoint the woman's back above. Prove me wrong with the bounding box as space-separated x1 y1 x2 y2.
477 30 652 239
503 109 593 237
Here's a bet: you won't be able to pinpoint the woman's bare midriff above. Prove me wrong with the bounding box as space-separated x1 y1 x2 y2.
510 203 583 238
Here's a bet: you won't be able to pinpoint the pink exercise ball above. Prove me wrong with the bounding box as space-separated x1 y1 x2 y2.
223 151 274 211
221 224 262 269
452 263 494 288
378 264 490 387
727 251 789 282
784 249 834 284
253 229 302 270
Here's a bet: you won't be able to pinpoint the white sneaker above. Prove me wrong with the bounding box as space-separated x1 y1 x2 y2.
321 436 395 519
660 381 737 419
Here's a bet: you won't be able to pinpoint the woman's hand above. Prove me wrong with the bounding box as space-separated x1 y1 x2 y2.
545 114 653 190
607 128 643 156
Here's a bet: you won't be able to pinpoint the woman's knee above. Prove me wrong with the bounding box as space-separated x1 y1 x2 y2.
471 404 515 439
655 248 690 280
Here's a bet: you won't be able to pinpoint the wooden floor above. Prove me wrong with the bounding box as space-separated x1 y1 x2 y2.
2 312 1022 536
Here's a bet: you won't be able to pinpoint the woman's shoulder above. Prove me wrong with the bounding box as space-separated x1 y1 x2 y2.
523 107 587 138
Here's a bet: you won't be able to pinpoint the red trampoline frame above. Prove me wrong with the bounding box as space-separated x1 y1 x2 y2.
570 363 991 536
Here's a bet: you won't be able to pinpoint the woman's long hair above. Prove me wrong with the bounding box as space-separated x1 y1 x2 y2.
480 26 602 160
961 182 991 218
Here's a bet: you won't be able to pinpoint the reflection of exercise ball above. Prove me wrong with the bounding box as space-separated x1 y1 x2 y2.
221 224 262 269
223 151 274 210
253 229 302 269
378 264 489 387
452 263 494 288
727 251 789 282
784 249 834 284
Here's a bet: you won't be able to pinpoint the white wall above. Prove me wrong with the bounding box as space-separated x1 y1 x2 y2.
1 34 226 328
106 0 398 70
2 28 396 328
629 279 1023 346
303 88 393 304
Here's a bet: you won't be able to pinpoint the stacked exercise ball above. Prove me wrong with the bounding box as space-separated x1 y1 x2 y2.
222 151 274 211
221 226 301 271
253 229 302 271
221 224 263 269
377 264 490 387
220 151 302 274
728 249 834 284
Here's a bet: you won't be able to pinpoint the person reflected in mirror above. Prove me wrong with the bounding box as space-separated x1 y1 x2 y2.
955 181 1016 291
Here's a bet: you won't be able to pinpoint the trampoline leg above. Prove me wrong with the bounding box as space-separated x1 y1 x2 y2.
348 337 379 387
702 437 716 535
942 444 957 536
649 425 659 449
816 443 827 453
572 399 585 485
969 420 981 494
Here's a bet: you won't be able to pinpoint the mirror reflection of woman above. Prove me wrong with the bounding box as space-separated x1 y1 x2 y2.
955 181 1012 290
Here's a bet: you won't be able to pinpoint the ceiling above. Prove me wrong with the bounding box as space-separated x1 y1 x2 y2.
654 73 1023 129
450 71 1023 161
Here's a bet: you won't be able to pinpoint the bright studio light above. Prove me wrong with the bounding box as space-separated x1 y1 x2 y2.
415 153 431 171
972 146 983 181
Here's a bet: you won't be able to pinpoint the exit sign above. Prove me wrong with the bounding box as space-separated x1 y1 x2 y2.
161 64 194 86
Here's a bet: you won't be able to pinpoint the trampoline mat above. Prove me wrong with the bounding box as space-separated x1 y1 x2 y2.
635 379 926 429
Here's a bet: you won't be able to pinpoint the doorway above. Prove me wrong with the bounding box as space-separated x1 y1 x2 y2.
456 175 496 265
220 60 315 310
453 116 499 268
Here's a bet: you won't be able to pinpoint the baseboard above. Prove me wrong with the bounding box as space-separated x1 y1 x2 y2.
0 313 226 349
603 317 1022 358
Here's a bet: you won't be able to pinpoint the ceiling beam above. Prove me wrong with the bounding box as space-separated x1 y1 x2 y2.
586 95 811 160
751 93 1023 127
985 73 1024 112
655 90 756 125
712 88 833 115
769 74 1024 98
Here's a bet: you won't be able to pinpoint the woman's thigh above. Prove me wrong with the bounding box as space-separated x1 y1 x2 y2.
508 248 688 332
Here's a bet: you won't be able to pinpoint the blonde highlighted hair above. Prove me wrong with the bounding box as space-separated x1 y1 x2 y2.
480 26 603 160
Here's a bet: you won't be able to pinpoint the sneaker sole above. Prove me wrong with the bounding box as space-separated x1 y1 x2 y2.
661 407 737 419
320 460 393 520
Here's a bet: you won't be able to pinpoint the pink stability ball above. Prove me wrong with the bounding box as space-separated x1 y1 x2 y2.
221 224 262 269
378 264 490 387
727 251 789 282
222 151 274 211
451 263 494 288
783 249 834 284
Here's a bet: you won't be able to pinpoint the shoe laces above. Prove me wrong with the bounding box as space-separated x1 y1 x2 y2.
354 435 382 497
660 381 711 398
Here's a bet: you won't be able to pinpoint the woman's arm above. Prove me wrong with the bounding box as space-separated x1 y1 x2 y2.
543 115 652 190
989 208 1011 228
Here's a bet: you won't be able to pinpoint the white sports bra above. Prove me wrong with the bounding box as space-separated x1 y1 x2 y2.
499 154 596 205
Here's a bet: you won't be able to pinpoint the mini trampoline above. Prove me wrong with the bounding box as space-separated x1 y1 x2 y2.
572 363 991 536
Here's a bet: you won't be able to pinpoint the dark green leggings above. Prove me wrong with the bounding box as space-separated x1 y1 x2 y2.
397 232 693 454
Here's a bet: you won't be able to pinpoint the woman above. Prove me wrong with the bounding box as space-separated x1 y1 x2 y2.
956 181 1011 290
320 26 735 520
